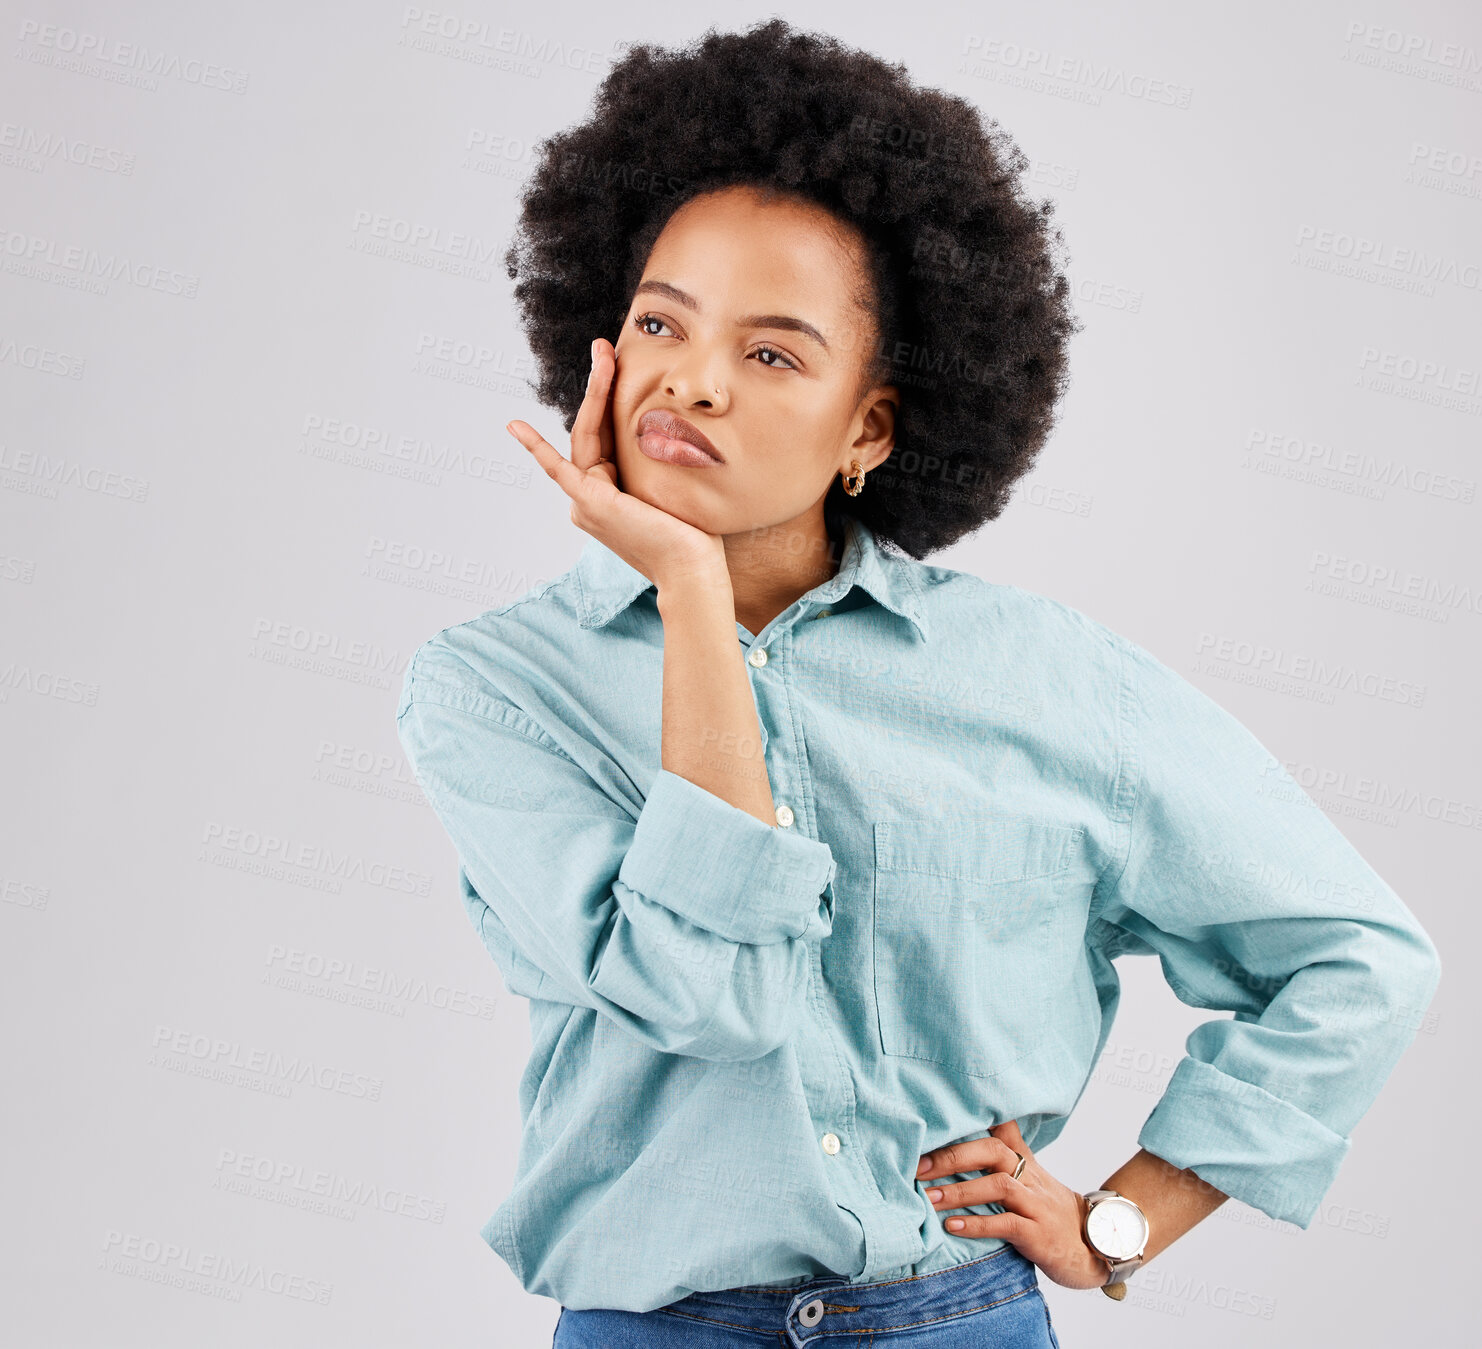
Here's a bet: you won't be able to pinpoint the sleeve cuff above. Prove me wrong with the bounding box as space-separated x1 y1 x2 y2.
1135 1056 1351 1230
617 769 837 946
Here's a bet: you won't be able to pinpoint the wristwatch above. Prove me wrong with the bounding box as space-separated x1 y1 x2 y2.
1081 1188 1149 1301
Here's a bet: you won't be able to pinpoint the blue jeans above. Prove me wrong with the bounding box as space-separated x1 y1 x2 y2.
553 1244 1061 1347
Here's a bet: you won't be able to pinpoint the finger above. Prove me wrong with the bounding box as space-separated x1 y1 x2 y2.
596 338 615 465
507 419 613 508
989 1118 1027 1151
918 1140 971 1180
940 1209 1031 1241
988 1121 1031 1175
571 337 616 473
924 1172 1033 1218
918 1136 1024 1182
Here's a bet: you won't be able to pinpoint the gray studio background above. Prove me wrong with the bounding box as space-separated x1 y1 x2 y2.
2 1 1475 1344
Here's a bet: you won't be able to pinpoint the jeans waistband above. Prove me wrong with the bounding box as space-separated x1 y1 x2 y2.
662 1244 1039 1334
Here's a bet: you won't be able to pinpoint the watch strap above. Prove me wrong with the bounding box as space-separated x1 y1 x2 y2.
1100 1253 1143 1300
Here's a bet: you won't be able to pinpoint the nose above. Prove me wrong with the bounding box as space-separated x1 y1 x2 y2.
662 343 728 412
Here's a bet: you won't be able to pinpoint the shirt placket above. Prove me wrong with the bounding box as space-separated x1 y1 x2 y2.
740 616 922 1278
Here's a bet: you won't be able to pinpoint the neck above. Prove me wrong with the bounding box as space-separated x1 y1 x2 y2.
723 506 846 637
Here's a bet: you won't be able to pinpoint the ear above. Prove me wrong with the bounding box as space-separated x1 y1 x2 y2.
847 383 900 476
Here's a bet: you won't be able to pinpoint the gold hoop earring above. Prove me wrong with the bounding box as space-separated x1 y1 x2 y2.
842 459 866 496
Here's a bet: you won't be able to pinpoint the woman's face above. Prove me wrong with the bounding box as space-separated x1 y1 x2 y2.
610 184 899 540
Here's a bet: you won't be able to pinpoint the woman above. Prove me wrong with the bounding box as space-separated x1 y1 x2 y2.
395 20 1442 1346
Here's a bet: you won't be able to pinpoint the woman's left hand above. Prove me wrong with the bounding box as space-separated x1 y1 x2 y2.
916 1119 1111 1291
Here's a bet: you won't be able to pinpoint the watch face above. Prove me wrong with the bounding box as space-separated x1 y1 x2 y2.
1087 1196 1148 1261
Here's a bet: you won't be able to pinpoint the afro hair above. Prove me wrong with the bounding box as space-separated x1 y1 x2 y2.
503 18 1082 559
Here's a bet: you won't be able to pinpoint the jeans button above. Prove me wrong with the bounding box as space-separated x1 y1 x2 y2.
798 1297 825 1327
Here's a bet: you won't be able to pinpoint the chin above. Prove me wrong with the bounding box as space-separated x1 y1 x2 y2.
616 455 721 533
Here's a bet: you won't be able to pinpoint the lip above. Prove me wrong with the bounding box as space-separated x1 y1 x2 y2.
636 410 723 466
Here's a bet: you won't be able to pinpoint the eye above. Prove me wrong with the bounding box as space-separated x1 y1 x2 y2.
632 311 675 337
752 344 799 371
631 312 798 371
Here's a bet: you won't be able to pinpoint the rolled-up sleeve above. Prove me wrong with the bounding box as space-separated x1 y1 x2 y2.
1093 639 1443 1229
395 637 837 1062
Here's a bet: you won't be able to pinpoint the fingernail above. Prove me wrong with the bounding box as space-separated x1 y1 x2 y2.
917 1158 930 1175
926 1189 943 1202
946 1219 965 1231
590 339 599 366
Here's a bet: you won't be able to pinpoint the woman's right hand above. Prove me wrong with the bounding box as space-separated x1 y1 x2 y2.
506 337 729 594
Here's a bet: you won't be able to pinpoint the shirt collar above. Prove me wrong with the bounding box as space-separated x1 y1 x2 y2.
574 514 931 641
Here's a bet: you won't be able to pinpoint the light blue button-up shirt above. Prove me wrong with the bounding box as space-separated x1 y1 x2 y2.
394 514 1441 1313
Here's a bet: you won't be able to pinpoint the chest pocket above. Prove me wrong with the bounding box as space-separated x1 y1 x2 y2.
871 817 1083 1081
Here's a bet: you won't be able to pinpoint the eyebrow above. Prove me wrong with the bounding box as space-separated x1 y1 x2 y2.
632 279 830 351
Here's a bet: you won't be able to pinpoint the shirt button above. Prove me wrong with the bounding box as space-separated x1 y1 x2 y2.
815 608 831 619
747 647 768 667
821 1133 840 1155
775 804 794 828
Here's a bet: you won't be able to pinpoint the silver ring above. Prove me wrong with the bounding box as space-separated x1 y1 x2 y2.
1010 1150 1026 1181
